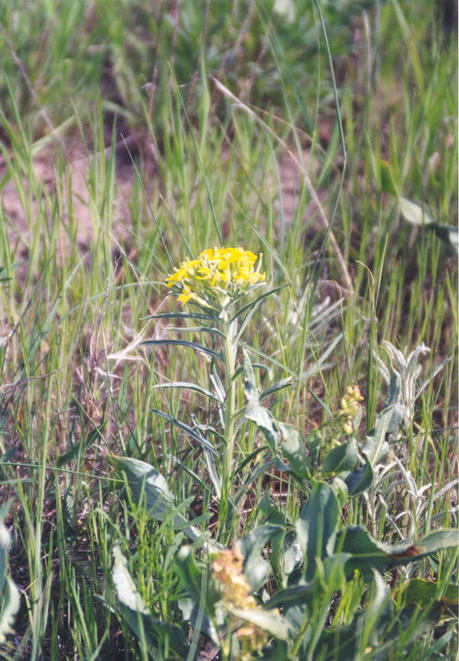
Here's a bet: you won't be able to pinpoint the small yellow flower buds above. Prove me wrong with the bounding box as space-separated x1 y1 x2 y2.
338 385 364 436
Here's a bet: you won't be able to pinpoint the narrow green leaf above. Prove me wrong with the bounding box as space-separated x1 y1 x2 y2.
152 381 223 404
146 311 215 321
142 338 222 362
152 409 219 456
112 545 188 657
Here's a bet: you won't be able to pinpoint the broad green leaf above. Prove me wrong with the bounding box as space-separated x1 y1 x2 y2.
336 527 458 577
0 511 20 644
362 570 391 647
227 605 293 640
323 439 358 474
109 456 215 547
344 459 373 496
398 578 458 607
177 597 219 645
112 545 188 657
0 577 20 646
264 581 316 610
279 422 311 481
296 482 339 581
174 546 220 618
380 160 398 196
238 524 284 592
363 371 403 464
265 554 349 609
397 197 458 254
112 545 149 614
399 197 434 226
432 223 459 255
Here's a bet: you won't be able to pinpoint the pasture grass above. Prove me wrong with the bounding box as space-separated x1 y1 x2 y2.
0 1 456 658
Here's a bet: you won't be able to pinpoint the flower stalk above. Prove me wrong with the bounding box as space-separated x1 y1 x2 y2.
219 316 238 538
165 247 265 540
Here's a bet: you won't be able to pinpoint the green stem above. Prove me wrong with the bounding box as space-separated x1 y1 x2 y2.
218 316 238 540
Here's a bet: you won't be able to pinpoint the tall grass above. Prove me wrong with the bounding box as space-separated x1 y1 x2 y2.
0 0 456 658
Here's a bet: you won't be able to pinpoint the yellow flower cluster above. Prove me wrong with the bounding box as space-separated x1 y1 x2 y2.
166 247 265 308
212 546 256 609
338 385 364 435
212 547 268 658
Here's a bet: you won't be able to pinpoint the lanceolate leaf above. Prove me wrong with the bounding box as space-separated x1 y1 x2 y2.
296 482 339 581
112 545 188 657
265 554 349 610
142 338 222 362
323 439 358 475
238 524 285 592
0 511 20 645
152 409 219 456
278 422 311 481
380 160 398 196
243 350 280 453
397 578 459 608
0 578 20 646
399 197 458 253
363 371 404 464
336 527 458 577
345 459 373 496
109 456 214 546
227 605 293 640
399 197 434 226
112 545 149 614
152 381 223 404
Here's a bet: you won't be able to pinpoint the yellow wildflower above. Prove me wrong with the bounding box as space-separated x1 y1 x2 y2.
166 247 265 310
338 385 364 436
212 546 255 609
212 546 270 658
